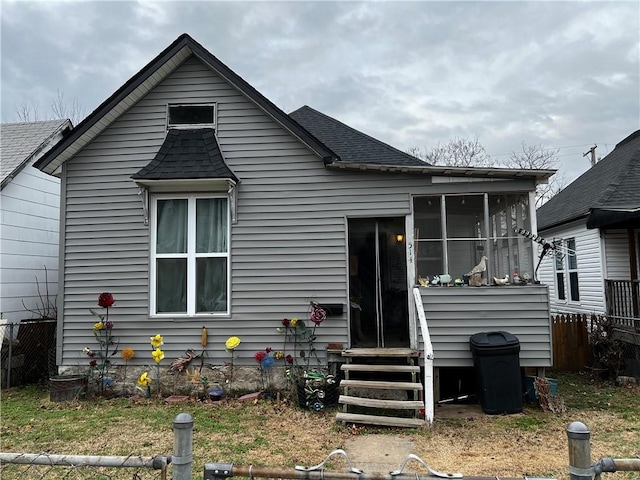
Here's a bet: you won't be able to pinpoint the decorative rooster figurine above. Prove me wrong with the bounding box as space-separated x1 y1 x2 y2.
170 349 197 373
466 256 488 276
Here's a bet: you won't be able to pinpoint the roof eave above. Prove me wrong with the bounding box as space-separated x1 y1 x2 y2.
34 41 194 175
133 177 237 188
537 213 590 232
326 162 556 180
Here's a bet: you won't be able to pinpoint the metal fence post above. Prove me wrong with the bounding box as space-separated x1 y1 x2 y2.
7 323 14 388
173 412 193 480
567 421 592 480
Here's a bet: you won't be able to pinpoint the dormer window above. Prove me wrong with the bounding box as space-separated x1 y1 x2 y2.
168 104 215 128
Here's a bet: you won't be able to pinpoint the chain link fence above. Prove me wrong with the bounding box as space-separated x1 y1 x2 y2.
0 452 168 480
2 414 638 480
1 319 57 388
589 313 640 380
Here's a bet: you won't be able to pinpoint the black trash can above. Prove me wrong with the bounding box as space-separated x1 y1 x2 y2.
469 331 522 414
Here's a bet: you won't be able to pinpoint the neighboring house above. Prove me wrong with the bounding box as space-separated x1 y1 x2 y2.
35 34 554 423
1 119 72 324
536 129 640 321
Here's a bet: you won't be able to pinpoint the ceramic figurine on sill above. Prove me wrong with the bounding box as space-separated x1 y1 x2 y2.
466 256 488 276
418 276 430 287
493 275 509 286
431 275 440 286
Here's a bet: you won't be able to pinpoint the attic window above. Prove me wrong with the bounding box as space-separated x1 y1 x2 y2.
168 104 215 128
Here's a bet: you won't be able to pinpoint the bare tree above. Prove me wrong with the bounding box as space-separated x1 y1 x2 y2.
50 89 86 125
409 136 494 167
12 89 85 125
409 138 565 206
13 100 41 122
504 142 566 207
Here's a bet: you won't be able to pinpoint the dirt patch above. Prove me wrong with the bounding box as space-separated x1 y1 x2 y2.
343 435 416 473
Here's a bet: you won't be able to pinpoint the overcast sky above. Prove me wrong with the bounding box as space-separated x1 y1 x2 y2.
2 1 638 182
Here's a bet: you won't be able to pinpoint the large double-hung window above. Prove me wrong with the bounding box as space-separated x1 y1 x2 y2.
152 195 229 316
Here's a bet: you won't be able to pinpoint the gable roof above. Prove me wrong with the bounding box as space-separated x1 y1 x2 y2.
289 106 428 167
537 129 640 231
34 33 338 175
131 128 238 183
1 119 71 189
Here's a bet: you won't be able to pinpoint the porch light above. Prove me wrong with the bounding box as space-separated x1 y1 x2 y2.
396 234 404 243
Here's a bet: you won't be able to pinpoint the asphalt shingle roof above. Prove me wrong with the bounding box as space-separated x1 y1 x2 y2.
131 128 238 182
1 119 70 187
289 106 428 167
537 129 640 230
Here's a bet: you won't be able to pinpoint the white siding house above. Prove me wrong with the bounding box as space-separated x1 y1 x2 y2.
537 129 640 320
1 120 71 323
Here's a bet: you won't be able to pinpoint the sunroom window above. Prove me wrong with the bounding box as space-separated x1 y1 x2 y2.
414 194 534 283
152 195 229 315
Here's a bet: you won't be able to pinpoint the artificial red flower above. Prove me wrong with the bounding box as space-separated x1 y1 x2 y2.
285 354 294 364
282 318 290 326
105 321 114 329
89 359 97 367
310 306 326 325
254 351 267 363
98 292 114 308
265 346 273 353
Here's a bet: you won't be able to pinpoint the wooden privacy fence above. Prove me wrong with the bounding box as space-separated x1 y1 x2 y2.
552 314 590 371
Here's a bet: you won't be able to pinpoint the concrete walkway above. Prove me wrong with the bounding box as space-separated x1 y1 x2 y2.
339 404 484 473
342 435 415 473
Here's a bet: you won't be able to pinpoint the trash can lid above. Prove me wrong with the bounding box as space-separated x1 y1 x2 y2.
469 331 520 349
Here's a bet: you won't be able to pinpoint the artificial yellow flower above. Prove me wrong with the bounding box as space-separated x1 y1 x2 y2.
186 368 201 384
225 336 241 350
137 372 150 386
152 348 165 364
274 351 284 360
93 321 104 331
150 334 164 348
121 347 135 361
290 317 298 327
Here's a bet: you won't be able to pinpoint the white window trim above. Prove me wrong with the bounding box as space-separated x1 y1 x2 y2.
150 193 231 317
566 238 580 302
554 237 580 303
167 103 216 130
554 251 567 302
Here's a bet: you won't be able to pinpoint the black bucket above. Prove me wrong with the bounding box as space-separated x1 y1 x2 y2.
49 375 88 402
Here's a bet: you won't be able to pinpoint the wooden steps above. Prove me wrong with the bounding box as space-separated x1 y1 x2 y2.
340 379 423 390
336 349 426 428
336 412 425 428
339 395 424 409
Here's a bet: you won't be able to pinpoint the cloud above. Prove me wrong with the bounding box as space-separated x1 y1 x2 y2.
1 0 637 183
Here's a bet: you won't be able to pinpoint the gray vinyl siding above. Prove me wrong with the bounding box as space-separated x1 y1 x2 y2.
59 55 544 368
537 220 605 315
419 285 552 367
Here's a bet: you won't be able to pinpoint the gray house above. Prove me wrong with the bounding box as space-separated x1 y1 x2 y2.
537 130 640 323
36 34 554 425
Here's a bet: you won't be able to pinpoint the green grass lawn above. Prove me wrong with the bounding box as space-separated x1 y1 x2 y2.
1 371 638 480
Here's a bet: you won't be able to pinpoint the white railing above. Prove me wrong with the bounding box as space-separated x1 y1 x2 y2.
412 287 434 425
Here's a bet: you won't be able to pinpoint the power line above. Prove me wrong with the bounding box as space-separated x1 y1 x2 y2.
487 142 614 158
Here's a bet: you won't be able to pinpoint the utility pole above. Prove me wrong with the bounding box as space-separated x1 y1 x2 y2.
583 144 597 167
